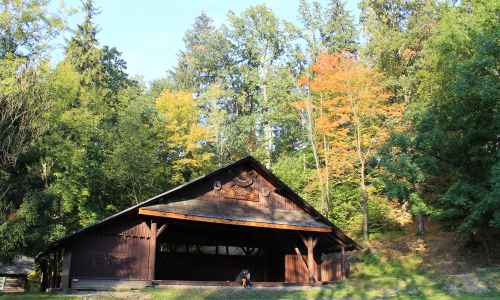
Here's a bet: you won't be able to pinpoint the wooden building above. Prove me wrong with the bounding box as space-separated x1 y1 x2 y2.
37 156 360 291
0 256 34 293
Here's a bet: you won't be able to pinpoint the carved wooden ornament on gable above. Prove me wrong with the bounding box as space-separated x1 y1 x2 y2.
213 170 259 201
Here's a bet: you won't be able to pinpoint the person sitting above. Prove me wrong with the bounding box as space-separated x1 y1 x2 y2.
237 269 252 288
246 270 252 288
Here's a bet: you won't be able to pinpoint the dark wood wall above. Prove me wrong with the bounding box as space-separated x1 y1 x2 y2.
285 255 309 283
69 218 152 280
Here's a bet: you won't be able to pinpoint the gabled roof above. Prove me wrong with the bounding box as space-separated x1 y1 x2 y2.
40 156 360 257
139 198 332 232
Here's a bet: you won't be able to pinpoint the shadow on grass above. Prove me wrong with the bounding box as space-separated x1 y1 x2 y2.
4 262 500 300
145 253 498 300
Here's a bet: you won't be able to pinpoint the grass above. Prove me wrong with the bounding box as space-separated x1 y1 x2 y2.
2 259 499 300
3 229 499 300
0 293 79 300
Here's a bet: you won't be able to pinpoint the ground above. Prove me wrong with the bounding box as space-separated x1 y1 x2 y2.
2 221 499 299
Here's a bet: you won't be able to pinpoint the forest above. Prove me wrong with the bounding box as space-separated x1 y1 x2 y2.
0 0 498 263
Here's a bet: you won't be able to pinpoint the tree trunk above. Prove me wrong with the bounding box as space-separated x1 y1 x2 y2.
305 89 326 214
323 134 330 214
360 160 368 241
416 213 425 237
352 94 368 240
262 82 273 169
320 94 330 214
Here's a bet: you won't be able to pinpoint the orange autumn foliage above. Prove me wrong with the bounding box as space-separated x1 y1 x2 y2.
299 51 402 181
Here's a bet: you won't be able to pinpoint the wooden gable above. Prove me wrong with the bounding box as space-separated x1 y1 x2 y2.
139 163 331 232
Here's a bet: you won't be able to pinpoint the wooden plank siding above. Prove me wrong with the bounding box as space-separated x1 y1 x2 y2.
285 255 309 283
70 219 152 281
320 258 344 282
187 166 304 212
285 255 347 283
196 168 301 211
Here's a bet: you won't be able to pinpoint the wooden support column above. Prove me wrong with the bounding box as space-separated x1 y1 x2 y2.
49 253 55 289
341 245 346 279
307 237 318 282
299 234 319 283
40 259 48 292
61 249 72 291
54 250 62 289
149 221 157 281
157 223 168 238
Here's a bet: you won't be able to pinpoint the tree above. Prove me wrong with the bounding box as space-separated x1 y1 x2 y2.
0 0 64 168
360 0 441 103
305 52 401 239
155 90 213 184
360 0 443 236
66 0 102 87
413 0 500 241
294 0 358 215
298 0 357 57
172 6 302 167
0 0 65 261
1 0 167 261
174 13 230 93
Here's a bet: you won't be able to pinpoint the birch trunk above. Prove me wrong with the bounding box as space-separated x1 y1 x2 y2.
305 90 326 213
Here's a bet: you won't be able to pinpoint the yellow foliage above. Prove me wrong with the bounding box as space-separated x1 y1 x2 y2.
155 90 213 183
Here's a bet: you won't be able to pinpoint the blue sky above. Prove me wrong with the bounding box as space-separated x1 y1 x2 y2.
55 0 360 83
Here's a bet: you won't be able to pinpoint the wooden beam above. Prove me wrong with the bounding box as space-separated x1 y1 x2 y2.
294 246 309 271
138 208 332 232
157 224 168 238
299 233 318 248
341 245 346 280
299 235 319 283
149 221 157 281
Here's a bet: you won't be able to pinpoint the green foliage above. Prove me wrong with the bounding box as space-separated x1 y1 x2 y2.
0 0 168 261
298 0 358 57
1 0 498 262
412 0 500 234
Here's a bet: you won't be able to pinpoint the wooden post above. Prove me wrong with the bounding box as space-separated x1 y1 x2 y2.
49 253 55 289
306 238 317 283
61 249 72 291
56 250 61 288
149 221 157 281
299 234 319 283
40 259 48 292
341 245 346 279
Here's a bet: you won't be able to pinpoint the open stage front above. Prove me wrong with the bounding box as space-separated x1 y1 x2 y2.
155 222 286 282
38 157 359 291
